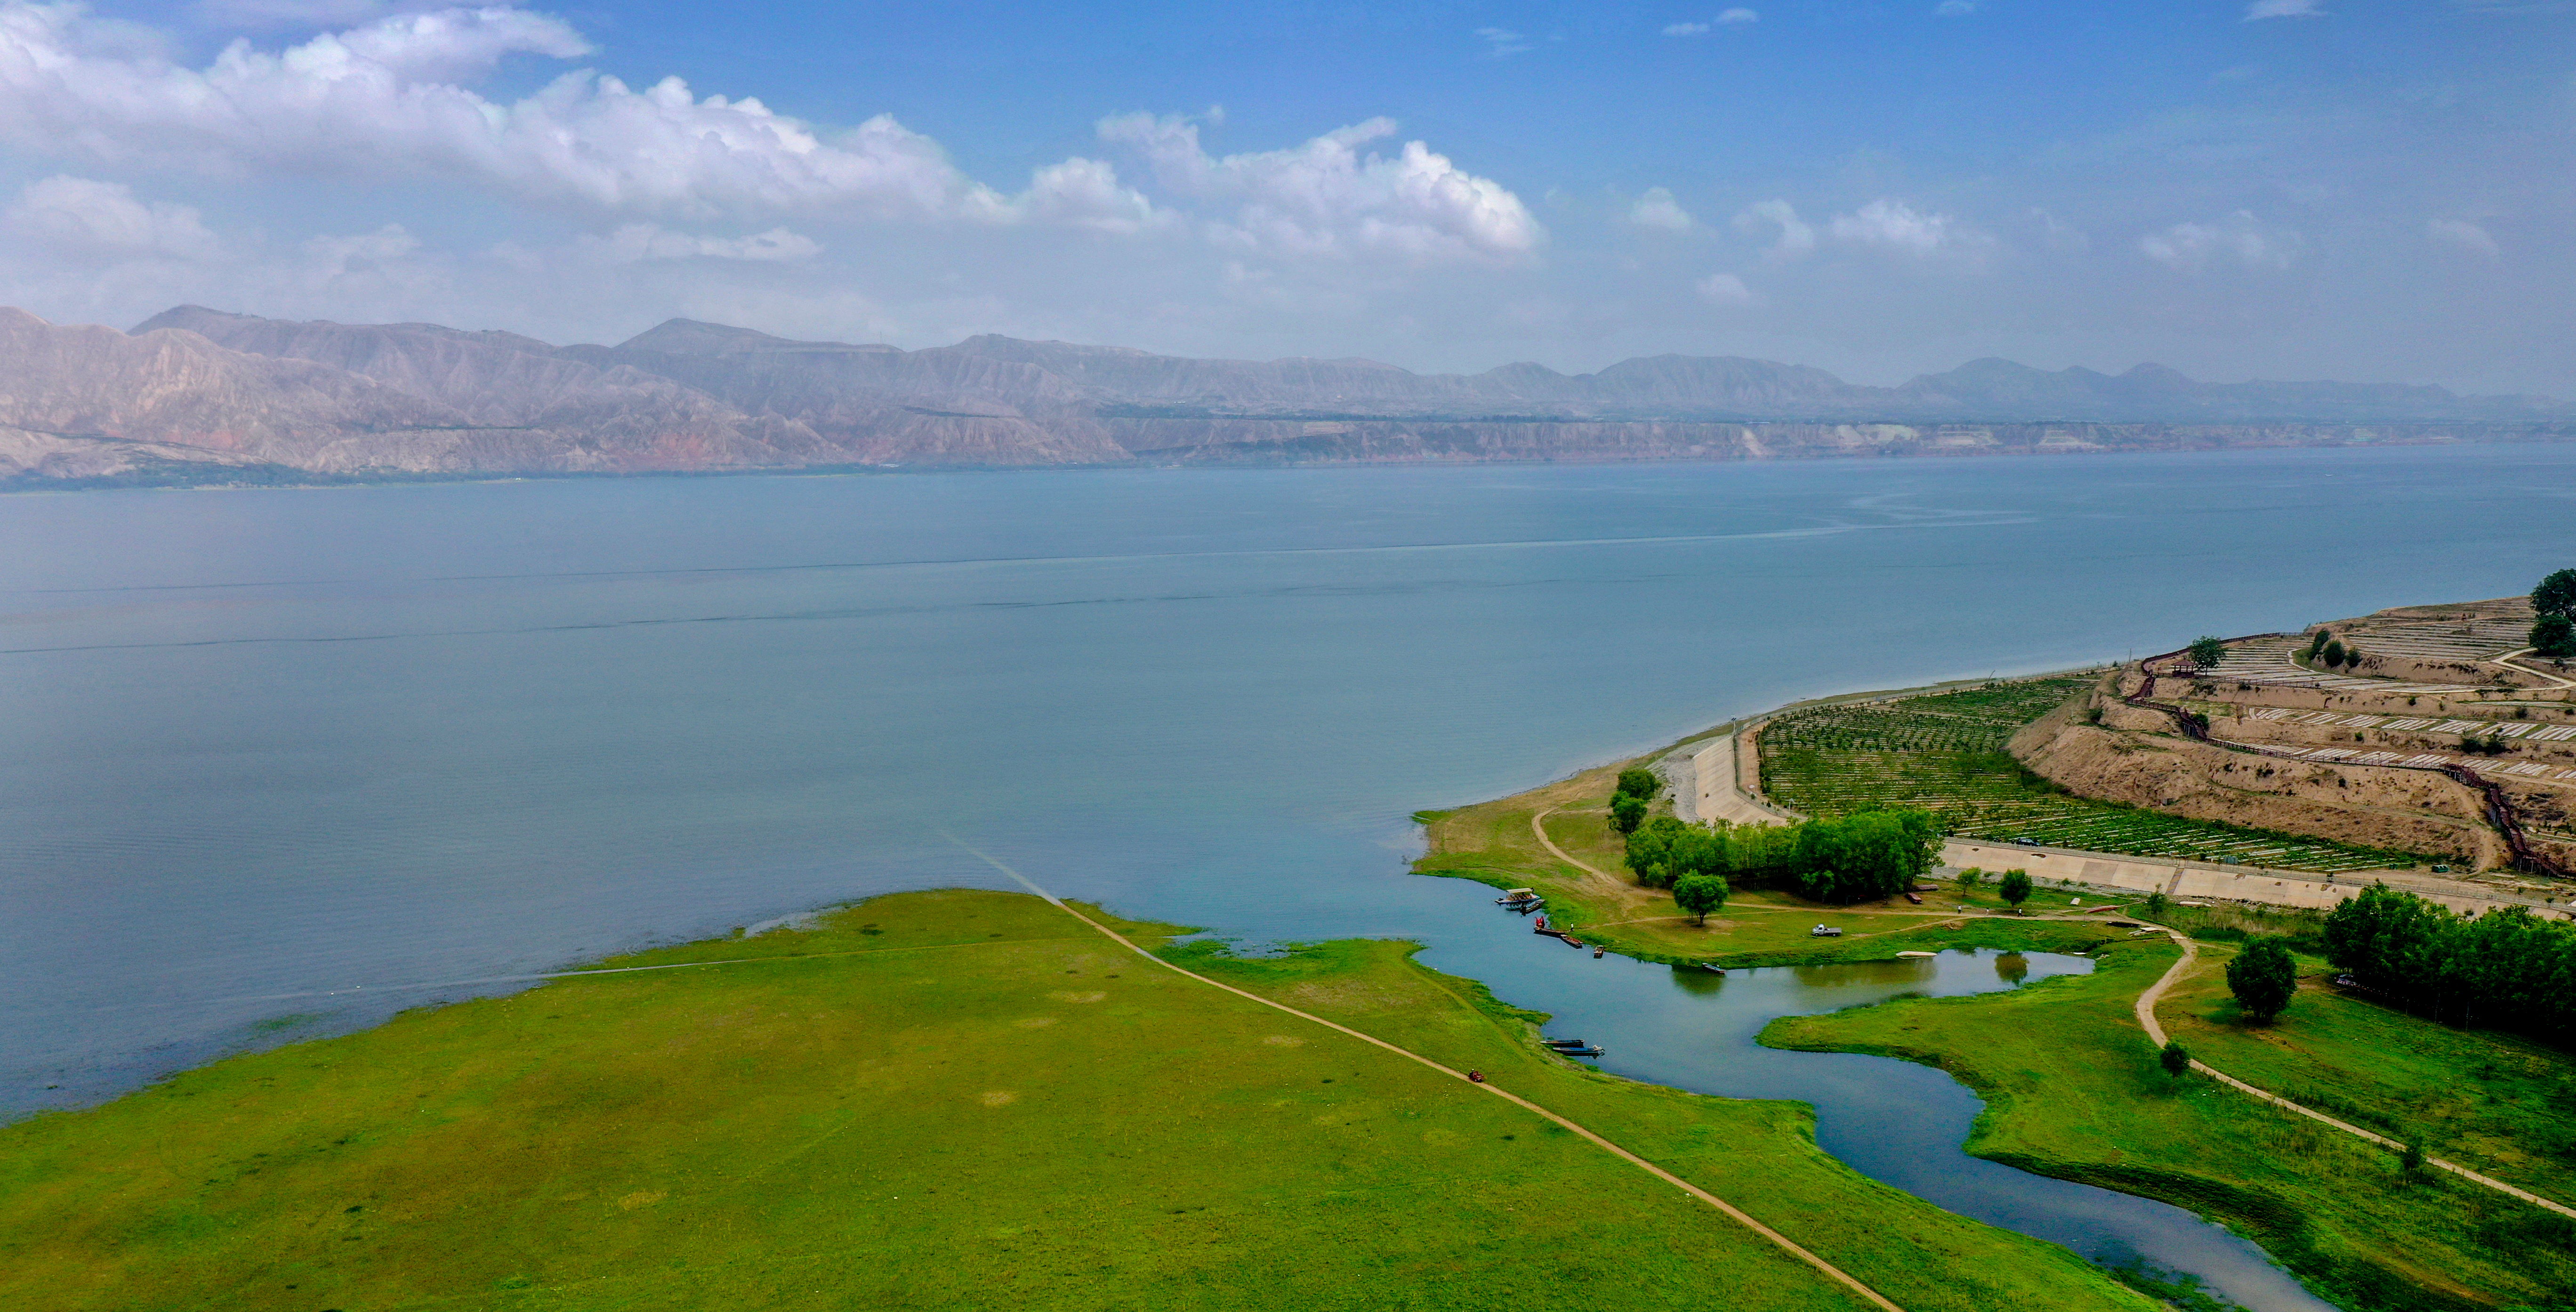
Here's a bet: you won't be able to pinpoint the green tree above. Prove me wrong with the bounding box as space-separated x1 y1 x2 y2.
2160 1040 2190 1076
1673 874 1729 926
2322 639 2348 668
1997 869 2032 912
2535 568 2576 621
1614 768 1661 801
2227 937 2299 1023
2533 612 2576 660
2307 630 2331 658
2188 636 2227 669
2401 1142 2426 1173
2143 891 2168 920
1955 868 1985 892
1609 794 1647 835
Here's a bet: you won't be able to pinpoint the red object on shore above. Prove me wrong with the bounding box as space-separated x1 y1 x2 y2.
1468 1069 1485 1083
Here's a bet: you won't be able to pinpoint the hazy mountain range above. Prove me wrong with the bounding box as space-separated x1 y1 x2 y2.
0 305 2567 485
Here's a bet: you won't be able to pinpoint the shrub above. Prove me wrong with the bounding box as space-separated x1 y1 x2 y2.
2160 1040 2190 1076
2188 636 2227 669
1997 869 2032 910
1614 768 1661 801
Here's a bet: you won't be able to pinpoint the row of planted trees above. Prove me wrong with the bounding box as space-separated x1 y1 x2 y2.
1623 809 1945 905
2322 883 2576 1039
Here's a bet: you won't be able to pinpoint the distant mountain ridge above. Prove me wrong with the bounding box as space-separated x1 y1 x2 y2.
0 304 2565 485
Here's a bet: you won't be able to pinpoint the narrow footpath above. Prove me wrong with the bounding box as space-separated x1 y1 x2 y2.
2131 928 2576 1221
951 834 1908 1312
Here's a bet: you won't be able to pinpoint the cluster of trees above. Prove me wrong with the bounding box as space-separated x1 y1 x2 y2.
2187 636 2228 669
2306 631 2357 669
1954 867 2033 910
2323 883 2576 1039
2535 568 2576 659
1626 810 1942 905
1609 768 1659 835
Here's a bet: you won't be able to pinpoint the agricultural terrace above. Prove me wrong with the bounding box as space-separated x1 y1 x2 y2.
1759 677 2420 874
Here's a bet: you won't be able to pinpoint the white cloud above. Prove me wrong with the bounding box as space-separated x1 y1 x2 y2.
1662 22 1710 35
0 2 1145 226
1934 1 1976 15
1474 26 1531 56
1095 113 1542 263
193 0 421 26
1828 199 1975 254
1695 271 1757 305
1718 8 1759 23
2426 218 2499 257
1628 186 1697 232
4 175 223 261
579 224 822 264
1734 199 1815 259
2140 211 2303 271
2245 0 2326 18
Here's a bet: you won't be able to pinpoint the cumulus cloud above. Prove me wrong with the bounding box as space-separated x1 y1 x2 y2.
1827 199 1975 254
2245 0 2326 18
4 175 223 261
1627 186 1697 232
1663 22 1710 35
1718 8 1759 23
2426 218 2499 258
1095 113 1542 263
2141 211 2303 271
578 224 821 263
0 2 1145 225
1695 271 1756 305
1734 199 1815 259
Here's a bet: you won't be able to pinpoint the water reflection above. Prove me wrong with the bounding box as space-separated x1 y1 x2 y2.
1994 952 2030 985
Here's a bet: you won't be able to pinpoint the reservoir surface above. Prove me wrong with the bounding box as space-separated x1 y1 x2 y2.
7 444 2571 1304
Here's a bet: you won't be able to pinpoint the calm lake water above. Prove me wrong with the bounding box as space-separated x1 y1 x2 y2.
8 444 2573 1306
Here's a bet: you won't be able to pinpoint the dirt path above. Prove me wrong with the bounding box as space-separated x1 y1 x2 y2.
1531 806 1652 899
2132 928 2576 1221
952 835 1906 1312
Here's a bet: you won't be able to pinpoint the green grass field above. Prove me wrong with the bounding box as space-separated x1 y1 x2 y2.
1765 940 2576 1312
1760 678 2423 874
2162 945 2576 1211
0 889 2155 1312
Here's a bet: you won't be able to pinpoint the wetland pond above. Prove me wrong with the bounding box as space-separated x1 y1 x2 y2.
1416 923 2339 1312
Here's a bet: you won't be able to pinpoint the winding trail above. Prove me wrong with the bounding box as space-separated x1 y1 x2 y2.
1530 806 1636 897
2131 927 2576 1221
950 834 1907 1312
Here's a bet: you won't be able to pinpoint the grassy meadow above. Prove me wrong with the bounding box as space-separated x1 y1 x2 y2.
2161 942 2576 1210
0 889 2156 1312
1765 939 2576 1312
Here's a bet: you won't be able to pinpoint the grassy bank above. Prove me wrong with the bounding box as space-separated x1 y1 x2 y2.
0 889 2153 1312
1765 940 2576 1311
1415 759 2124 967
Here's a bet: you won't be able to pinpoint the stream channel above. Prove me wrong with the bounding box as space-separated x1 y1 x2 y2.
1412 902 2340 1312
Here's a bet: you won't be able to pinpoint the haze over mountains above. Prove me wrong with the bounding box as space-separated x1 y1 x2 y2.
0 305 2567 485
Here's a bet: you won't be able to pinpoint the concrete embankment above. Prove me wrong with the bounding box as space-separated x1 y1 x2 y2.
1944 838 2573 920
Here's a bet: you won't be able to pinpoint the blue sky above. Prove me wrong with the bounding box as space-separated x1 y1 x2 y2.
0 0 2568 392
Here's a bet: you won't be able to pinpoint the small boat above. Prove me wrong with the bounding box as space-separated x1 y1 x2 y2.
1903 892 1924 905
1592 946 1604 958
1534 924 1565 939
1895 950 1936 959
1562 937 1586 949
1543 1037 1589 1049
1555 1045 1605 1058
1497 888 1540 906
1699 963 1726 976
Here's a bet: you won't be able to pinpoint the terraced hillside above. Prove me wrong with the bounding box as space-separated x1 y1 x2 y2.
1759 676 2422 873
